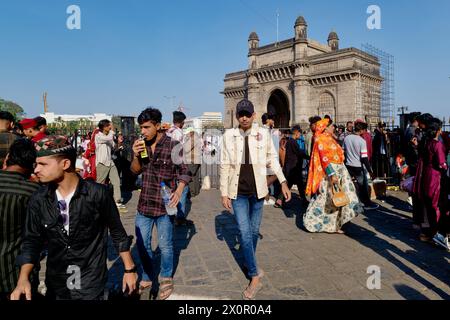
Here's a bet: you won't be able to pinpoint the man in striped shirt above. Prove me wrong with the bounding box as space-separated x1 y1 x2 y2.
0 111 19 168
0 139 39 300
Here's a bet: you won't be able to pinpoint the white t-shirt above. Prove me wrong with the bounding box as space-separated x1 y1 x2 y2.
263 125 281 175
167 126 184 143
76 158 86 177
56 189 76 235
343 134 368 168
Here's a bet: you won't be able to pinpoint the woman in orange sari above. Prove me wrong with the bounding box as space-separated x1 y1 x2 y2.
303 119 364 233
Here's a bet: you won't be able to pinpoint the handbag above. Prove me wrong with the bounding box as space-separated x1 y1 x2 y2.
400 176 415 194
331 182 350 208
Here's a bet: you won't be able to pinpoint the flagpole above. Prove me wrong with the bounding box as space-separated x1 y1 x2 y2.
276 8 279 46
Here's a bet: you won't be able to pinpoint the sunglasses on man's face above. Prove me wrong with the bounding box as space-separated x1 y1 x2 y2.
58 200 69 226
237 112 253 119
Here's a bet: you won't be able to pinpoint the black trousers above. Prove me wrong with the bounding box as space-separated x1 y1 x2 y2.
277 168 305 201
373 154 389 178
346 165 371 205
272 179 281 199
412 194 424 225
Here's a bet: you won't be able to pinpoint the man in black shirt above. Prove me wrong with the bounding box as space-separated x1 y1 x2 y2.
10 136 137 300
279 125 309 204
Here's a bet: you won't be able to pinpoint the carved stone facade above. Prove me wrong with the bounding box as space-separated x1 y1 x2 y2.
222 16 383 129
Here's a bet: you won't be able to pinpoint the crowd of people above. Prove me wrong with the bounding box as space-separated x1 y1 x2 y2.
219 101 449 299
0 108 202 301
0 99 448 301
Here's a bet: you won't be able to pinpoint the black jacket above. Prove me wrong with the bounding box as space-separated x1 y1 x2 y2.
17 177 132 300
372 128 389 157
283 138 309 175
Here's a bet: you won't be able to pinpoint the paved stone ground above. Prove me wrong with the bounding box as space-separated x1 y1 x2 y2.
39 189 450 300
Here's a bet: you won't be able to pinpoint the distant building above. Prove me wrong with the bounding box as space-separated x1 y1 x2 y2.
184 112 223 133
184 118 202 133
222 16 383 128
40 112 112 124
199 112 223 126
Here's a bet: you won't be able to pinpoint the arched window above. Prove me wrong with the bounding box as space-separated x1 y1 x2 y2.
318 92 336 120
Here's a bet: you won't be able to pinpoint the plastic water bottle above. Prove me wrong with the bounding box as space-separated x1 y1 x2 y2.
160 182 177 216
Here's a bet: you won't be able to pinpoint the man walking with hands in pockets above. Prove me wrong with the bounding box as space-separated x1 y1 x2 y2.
220 99 291 300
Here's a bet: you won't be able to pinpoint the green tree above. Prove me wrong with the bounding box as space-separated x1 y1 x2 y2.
112 116 121 133
66 121 81 134
0 98 25 119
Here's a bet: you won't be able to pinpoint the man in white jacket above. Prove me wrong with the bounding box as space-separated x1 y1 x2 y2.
220 99 291 300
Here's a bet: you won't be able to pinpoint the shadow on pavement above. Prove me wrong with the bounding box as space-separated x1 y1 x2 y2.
380 195 413 219
345 204 450 299
214 211 249 278
173 223 197 275
394 284 430 300
106 218 197 300
277 192 309 231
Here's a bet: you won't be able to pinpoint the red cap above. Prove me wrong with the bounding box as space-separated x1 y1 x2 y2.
19 118 38 130
354 119 366 124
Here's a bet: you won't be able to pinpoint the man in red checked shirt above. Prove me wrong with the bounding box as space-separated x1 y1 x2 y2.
131 107 190 300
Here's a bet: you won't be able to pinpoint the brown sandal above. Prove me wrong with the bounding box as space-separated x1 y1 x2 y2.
242 281 263 300
138 281 152 295
158 278 174 300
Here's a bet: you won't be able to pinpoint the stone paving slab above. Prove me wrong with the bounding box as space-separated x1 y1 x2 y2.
38 189 450 300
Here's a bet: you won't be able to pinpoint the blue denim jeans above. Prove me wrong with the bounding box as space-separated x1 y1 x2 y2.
135 212 174 280
177 184 190 219
231 195 264 277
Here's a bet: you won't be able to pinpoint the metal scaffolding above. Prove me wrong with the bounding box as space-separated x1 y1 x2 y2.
361 44 395 124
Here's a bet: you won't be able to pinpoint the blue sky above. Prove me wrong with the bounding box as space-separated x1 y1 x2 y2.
1 0 449 122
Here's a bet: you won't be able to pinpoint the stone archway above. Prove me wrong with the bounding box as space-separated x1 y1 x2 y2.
267 89 290 128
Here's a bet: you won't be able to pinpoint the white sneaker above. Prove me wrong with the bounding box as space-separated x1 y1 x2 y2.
407 196 413 206
268 198 275 205
363 202 379 210
433 233 450 251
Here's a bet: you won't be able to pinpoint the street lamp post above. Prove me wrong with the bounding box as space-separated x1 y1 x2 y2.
397 106 409 131
397 106 408 115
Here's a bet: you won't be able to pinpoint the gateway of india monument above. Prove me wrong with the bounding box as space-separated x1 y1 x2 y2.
222 16 383 129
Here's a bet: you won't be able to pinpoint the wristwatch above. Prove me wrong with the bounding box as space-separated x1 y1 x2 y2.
124 266 137 273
